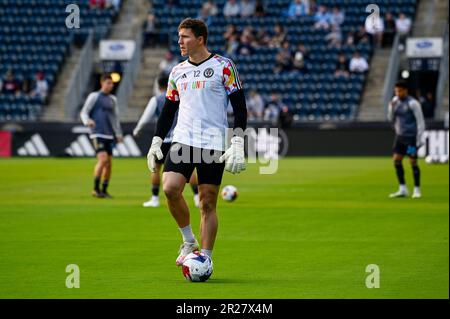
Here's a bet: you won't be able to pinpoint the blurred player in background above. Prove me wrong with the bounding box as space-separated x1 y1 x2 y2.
387 81 425 199
147 18 247 267
80 74 123 198
133 74 200 208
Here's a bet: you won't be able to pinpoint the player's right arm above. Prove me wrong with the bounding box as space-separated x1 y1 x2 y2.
387 96 398 122
133 96 158 137
147 72 180 172
80 92 98 128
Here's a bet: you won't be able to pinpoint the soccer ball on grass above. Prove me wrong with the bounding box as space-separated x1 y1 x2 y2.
182 251 213 282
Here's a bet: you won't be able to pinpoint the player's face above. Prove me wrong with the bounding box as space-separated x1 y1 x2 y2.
178 28 203 57
394 87 407 99
101 79 114 93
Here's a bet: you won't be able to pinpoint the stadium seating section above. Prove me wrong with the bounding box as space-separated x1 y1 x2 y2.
0 0 118 121
153 0 418 121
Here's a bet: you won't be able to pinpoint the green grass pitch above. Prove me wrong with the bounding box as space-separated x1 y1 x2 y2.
0 157 448 298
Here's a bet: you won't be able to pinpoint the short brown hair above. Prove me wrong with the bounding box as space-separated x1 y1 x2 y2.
178 18 208 45
100 73 113 82
395 80 409 90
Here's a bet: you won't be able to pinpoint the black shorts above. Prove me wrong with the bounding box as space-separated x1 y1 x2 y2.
92 137 114 156
163 143 225 185
156 142 172 164
393 135 418 157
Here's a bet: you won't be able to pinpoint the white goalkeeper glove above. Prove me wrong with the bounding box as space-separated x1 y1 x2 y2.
147 136 163 173
219 136 246 174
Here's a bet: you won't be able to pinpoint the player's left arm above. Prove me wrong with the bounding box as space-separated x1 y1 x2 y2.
410 99 426 147
110 96 124 142
147 72 180 173
134 96 158 137
219 59 247 174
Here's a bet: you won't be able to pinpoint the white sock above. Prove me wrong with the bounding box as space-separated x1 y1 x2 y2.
414 186 421 193
179 225 196 243
201 249 212 258
152 195 159 201
399 184 407 192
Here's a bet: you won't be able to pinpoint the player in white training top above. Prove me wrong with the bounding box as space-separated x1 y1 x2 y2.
147 18 247 269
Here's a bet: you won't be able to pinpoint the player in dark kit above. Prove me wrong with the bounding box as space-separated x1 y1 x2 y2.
80 74 124 198
387 81 425 199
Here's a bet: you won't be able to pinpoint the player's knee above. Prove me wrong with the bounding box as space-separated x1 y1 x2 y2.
98 154 109 165
163 183 183 200
394 159 402 166
200 200 215 216
199 192 217 215
104 159 111 168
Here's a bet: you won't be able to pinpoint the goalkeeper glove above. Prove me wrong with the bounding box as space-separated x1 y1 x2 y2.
219 136 246 174
147 136 163 173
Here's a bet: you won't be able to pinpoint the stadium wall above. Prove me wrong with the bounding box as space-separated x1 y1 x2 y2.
0 122 447 158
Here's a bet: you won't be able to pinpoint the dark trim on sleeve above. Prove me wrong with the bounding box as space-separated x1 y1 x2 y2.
229 89 247 132
154 98 180 139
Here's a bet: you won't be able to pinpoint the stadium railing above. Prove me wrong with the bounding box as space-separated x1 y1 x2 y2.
436 23 449 119
65 31 94 120
116 32 143 112
382 34 401 119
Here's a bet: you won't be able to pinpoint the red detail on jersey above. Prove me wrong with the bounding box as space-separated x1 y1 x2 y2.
223 67 231 76
168 89 179 101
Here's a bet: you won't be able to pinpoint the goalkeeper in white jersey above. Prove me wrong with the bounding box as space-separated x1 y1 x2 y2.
147 18 247 268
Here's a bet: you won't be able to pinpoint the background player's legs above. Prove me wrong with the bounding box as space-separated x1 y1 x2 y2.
101 155 112 196
189 171 200 207
93 151 109 197
394 153 406 185
409 156 422 198
152 163 162 190
198 184 220 258
390 153 408 197
143 163 162 207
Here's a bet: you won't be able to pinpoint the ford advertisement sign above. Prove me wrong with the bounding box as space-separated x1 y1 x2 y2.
100 40 136 60
407 37 443 57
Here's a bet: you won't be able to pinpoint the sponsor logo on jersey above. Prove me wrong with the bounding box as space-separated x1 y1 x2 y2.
177 81 217 92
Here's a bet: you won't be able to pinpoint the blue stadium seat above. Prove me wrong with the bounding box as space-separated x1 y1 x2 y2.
0 0 117 121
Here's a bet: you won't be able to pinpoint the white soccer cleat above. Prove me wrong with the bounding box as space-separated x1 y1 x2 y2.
412 189 422 199
193 194 200 208
389 189 409 198
176 240 199 266
143 196 160 207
